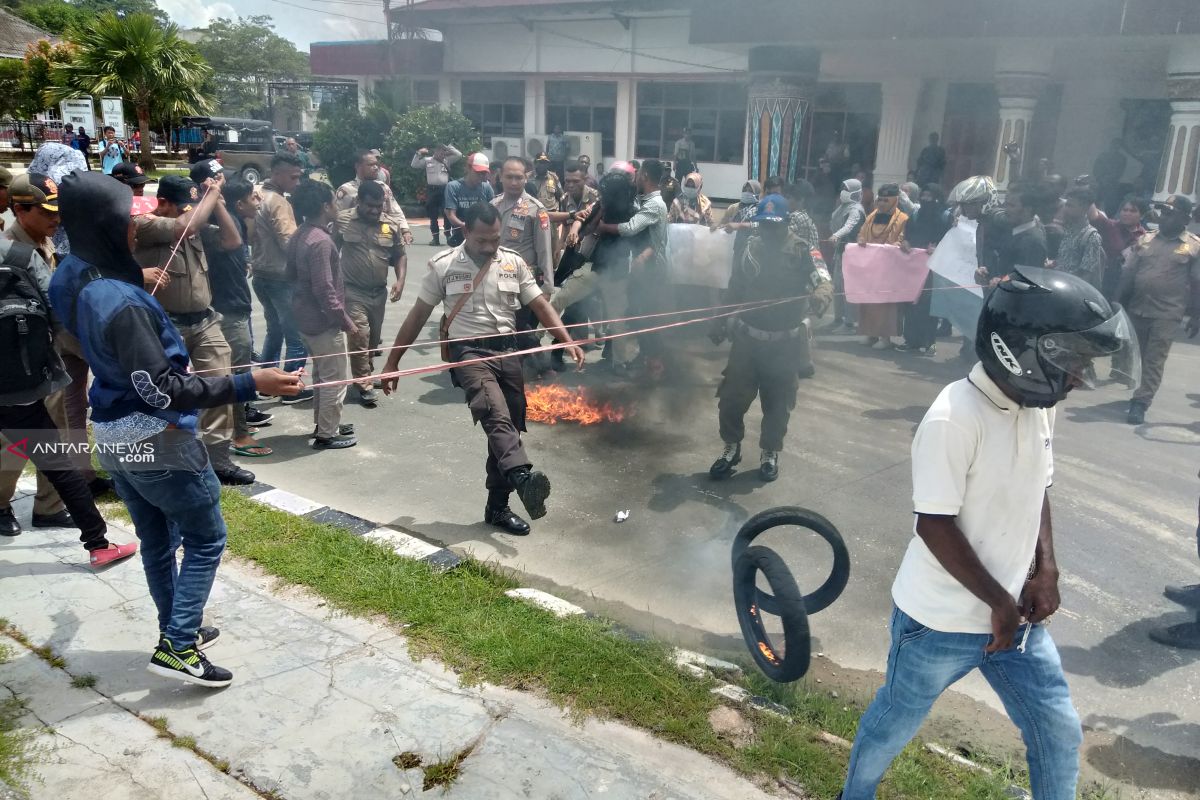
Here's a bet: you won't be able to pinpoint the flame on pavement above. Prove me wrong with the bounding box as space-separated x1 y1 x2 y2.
526 385 628 426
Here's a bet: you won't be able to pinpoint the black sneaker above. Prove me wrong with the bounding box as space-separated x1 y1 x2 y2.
147 638 233 687
1165 583 1200 610
313 434 357 450
1127 402 1147 425
509 468 551 520
196 626 221 650
281 388 315 405
244 406 273 426
32 510 75 528
312 424 355 438
360 387 379 408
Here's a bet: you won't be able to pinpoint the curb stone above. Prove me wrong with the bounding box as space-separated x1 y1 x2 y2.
236 480 463 570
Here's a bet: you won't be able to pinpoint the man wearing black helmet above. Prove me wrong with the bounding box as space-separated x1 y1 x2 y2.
708 194 831 483
839 267 1139 800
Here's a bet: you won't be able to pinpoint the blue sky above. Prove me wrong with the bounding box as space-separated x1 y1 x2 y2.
158 0 386 50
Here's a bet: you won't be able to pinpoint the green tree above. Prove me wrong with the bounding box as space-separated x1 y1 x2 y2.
384 105 480 204
48 11 212 169
0 60 23 119
8 0 167 34
313 103 400 189
193 16 309 119
19 39 75 117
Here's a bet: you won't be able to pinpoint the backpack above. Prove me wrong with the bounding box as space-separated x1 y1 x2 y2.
0 243 56 393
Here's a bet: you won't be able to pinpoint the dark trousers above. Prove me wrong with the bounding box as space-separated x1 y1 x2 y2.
450 347 531 501
903 276 938 349
426 186 450 239
717 332 801 452
0 399 109 551
1130 314 1178 408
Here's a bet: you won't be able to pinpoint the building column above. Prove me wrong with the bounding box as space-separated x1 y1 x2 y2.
991 42 1051 190
614 78 634 168
746 46 820 184
873 77 921 187
1156 39 1200 200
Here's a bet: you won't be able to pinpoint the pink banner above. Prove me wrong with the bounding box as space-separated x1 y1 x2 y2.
842 244 930 304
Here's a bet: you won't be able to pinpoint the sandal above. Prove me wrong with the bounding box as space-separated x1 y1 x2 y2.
232 442 273 458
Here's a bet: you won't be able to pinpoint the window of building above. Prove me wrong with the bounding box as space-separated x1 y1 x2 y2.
545 81 617 157
461 80 525 140
414 80 440 107
635 81 748 164
372 78 440 112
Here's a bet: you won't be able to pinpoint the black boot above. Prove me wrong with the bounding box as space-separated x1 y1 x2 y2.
1149 621 1200 650
1127 401 1147 425
709 442 741 479
0 507 21 537
484 505 531 535
1165 583 1200 609
508 467 551 520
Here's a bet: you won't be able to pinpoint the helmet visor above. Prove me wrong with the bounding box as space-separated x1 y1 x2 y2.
1036 307 1141 389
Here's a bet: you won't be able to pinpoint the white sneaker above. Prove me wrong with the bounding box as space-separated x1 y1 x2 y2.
872 338 892 350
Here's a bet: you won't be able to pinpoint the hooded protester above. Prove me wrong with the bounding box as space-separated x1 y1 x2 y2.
48 171 302 689
669 172 713 226
856 183 910 349
829 178 867 333
898 183 951 355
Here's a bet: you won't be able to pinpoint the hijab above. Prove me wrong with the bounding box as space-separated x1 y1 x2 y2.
740 180 762 208
840 178 863 205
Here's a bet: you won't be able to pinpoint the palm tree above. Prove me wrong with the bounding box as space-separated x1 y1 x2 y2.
47 12 212 170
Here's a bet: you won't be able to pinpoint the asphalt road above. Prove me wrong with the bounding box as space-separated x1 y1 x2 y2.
241 241 1200 796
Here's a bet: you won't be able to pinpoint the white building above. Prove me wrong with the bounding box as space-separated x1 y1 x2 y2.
311 0 1200 200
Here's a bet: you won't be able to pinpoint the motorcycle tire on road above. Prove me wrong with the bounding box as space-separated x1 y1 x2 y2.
733 545 811 683
731 507 850 616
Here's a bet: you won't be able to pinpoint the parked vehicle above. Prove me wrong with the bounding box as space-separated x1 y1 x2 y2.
181 116 279 184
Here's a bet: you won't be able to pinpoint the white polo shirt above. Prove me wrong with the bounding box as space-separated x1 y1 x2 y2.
892 362 1055 634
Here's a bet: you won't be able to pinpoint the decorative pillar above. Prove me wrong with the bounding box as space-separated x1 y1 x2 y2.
991 42 1052 190
1155 39 1200 200
747 46 820 185
873 77 921 187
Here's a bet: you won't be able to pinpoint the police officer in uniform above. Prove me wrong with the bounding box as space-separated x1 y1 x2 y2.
708 194 832 483
381 203 584 535
132 174 254 485
334 180 407 408
1118 194 1200 425
493 157 555 376
533 153 563 214
335 150 414 246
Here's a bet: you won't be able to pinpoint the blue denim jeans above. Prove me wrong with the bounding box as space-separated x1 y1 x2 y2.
98 435 227 651
842 607 1082 800
252 274 308 372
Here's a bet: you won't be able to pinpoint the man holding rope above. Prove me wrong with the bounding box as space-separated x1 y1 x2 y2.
381 203 583 535
132 175 255 486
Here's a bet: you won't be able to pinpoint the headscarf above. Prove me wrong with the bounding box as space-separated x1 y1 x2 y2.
906 183 950 248
740 180 762 208
681 172 705 205
840 178 863 205
29 142 88 257
58 171 143 285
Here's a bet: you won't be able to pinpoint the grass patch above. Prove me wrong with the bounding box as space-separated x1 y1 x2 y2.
0 643 36 794
69 674 97 689
393 751 422 770
206 489 1026 798
421 746 471 791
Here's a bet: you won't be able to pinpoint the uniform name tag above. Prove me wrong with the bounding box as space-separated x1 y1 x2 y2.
446 279 473 294
510 214 528 230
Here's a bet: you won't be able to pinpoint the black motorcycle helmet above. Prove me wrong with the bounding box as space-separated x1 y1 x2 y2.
975 266 1140 408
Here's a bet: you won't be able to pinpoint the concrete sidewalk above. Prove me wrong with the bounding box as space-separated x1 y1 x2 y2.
0 490 776 800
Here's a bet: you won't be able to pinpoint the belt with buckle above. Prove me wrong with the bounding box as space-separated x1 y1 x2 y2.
456 335 520 353
168 308 213 328
734 319 803 342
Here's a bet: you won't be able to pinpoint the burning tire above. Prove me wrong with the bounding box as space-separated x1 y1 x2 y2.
731 507 850 616
733 545 811 683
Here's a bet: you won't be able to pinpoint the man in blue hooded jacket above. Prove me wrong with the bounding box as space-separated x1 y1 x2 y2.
50 172 302 688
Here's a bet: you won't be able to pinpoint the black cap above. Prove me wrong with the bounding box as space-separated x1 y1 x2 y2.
1157 194 1196 217
111 161 149 186
157 175 200 207
188 158 226 185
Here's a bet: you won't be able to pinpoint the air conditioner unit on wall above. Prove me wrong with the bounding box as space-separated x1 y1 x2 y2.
564 131 602 167
526 134 548 160
483 136 523 163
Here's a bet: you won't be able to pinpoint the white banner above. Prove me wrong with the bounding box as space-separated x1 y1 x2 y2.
59 98 96 138
667 224 735 289
100 97 126 139
927 216 983 298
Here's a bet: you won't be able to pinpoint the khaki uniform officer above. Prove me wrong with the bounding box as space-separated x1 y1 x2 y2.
132 175 253 484
380 204 584 536
334 181 407 408
495 160 555 376
1118 193 1200 424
